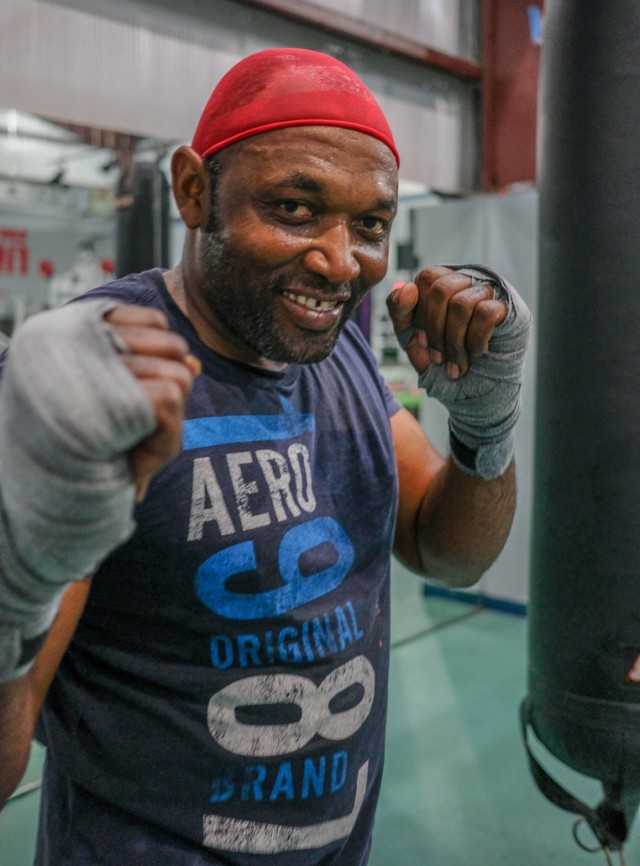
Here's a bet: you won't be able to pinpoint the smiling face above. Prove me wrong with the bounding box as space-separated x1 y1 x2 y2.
188 126 398 369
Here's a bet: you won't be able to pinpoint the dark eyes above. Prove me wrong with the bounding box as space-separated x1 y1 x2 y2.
273 201 389 239
360 216 389 237
276 200 314 218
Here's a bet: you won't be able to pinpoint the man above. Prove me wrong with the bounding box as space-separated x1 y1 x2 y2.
0 48 531 864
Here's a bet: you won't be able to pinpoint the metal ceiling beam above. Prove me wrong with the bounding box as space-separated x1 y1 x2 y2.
234 0 482 81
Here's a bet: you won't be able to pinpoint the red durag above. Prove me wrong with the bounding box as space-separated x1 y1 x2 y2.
191 48 399 165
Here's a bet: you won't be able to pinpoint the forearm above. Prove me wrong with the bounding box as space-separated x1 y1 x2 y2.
0 579 91 810
0 302 157 804
0 301 159 690
0 301 192 806
413 457 516 587
0 674 35 808
390 264 529 587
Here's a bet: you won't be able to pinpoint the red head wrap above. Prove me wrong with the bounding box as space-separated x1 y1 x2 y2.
191 48 399 166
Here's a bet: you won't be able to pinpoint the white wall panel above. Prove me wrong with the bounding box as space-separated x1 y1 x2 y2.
412 190 539 605
288 0 480 59
380 94 465 192
0 0 240 145
0 0 478 191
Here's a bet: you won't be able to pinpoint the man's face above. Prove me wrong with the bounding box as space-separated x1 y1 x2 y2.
197 126 398 368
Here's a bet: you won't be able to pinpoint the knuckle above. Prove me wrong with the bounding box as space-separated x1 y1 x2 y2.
467 306 496 355
108 304 168 327
448 292 470 318
141 329 190 359
135 307 169 330
168 336 191 362
432 271 468 298
419 265 451 280
161 379 187 413
149 307 170 327
149 380 187 421
166 330 189 351
428 279 450 304
415 266 448 290
474 299 497 326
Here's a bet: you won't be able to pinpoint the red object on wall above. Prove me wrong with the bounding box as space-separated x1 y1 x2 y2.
481 0 543 192
0 229 30 276
39 258 55 279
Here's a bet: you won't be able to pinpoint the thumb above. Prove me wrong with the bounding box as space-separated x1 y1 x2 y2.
386 281 430 374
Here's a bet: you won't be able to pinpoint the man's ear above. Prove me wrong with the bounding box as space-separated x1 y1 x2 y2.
171 146 207 229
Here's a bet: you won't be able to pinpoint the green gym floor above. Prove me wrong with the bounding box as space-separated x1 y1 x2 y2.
2 563 638 865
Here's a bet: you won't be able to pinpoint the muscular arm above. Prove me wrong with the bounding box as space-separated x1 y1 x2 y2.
392 407 515 586
388 265 529 585
0 302 197 808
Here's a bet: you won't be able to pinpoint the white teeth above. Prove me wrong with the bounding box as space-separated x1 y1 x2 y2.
285 291 338 312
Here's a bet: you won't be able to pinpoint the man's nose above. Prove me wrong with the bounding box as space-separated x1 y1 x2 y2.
302 223 361 284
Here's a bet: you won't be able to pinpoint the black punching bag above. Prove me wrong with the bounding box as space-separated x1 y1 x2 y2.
115 159 170 278
522 0 640 856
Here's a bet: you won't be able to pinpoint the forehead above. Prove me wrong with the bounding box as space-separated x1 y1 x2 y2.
217 126 398 208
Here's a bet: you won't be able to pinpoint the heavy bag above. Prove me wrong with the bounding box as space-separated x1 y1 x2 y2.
522 0 640 854
115 160 170 278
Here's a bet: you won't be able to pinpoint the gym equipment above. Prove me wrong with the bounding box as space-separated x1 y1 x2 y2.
522 2 640 861
115 159 169 278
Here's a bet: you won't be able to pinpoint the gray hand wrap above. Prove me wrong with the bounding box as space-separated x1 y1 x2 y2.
0 300 156 680
418 264 531 480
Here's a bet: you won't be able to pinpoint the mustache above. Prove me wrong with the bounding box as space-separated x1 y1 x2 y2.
275 273 353 297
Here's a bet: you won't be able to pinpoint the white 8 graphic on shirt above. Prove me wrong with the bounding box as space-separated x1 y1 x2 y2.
207 655 375 757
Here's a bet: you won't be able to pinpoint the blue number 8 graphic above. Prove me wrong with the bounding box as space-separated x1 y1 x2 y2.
195 517 355 620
